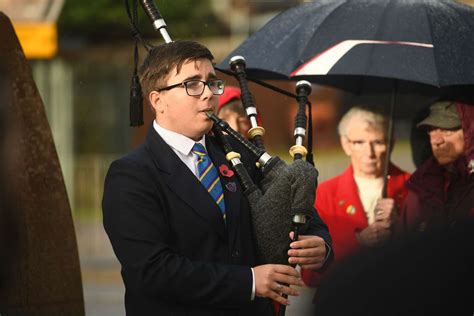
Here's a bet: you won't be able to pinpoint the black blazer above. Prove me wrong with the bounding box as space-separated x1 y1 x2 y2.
103 126 332 315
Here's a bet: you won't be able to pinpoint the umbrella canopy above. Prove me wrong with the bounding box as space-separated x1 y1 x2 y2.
219 0 474 91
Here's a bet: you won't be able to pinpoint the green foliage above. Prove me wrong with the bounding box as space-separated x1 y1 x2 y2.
154 0 226 39
58 0 129 39
58 0 228 41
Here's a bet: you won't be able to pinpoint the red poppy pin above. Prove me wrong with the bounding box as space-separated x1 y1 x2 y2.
219 164 234 177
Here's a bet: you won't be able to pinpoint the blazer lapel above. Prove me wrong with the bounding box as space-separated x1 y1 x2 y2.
144 126 227 240
207 137 242 247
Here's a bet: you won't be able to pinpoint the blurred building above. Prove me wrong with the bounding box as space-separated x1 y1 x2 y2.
1 0 63 21
211 0 303 35
0 0 63 58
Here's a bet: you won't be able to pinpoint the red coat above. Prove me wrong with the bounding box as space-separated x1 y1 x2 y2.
302 163 410 286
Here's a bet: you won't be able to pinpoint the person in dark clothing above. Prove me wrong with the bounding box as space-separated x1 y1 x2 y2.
399 101 474 232
102 40 332 316
314 218 474 316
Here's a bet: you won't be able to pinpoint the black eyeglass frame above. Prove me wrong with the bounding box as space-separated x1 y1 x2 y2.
157 79 225 96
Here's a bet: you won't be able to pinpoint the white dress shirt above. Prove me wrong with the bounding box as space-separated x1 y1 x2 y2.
153 120 205 179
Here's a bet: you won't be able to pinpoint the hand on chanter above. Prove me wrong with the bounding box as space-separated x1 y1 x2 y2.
287 232 327 270
253 264 304 305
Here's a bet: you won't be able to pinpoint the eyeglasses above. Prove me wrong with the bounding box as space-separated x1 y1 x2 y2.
345 137 387 151
158 79 225 96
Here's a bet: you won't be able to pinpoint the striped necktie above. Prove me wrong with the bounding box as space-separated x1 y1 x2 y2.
192 143 226 222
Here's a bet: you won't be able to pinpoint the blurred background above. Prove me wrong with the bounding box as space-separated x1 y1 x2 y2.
1 0 473 314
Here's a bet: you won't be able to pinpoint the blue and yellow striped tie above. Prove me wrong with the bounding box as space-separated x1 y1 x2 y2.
192 143 226 222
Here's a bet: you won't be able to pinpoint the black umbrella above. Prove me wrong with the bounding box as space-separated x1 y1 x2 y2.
218 0 474 196
219 0 474 90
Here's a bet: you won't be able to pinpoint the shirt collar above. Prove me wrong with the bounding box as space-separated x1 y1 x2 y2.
153 120 206 156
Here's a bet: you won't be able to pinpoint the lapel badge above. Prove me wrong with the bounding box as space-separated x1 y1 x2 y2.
346 205 356 215
219 164 234 178
225 182 237 192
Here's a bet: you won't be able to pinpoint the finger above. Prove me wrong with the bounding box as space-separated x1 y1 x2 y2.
376 199 394 206
374 208 385 219
375 217 393 228
376 197 395 205
290 235 324 249
289 231 295 241
375 213 389 222
289 233 322 241
272 264 300 277
289 231 323 241
273 282 300 296
288 245 325 258
274 273 305 287
289 254 325 266
375 215 386 223
375 202 394 214
375 209 393 221
269 291 291 306
375 204 393 214
274 282 284 292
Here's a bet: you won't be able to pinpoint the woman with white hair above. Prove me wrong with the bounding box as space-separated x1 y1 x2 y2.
302 106 410 287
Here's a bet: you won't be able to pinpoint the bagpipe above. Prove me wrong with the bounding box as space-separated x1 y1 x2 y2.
130 0 319 268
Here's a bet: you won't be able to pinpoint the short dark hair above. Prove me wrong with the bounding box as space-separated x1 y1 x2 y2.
139 40 214 107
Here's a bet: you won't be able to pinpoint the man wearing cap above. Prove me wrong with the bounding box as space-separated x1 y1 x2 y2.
399 101 474 232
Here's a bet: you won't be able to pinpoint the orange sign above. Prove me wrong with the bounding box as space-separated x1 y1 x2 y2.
12 22 57 59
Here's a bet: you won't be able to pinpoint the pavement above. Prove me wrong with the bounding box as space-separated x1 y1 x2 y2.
81 258 125 316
